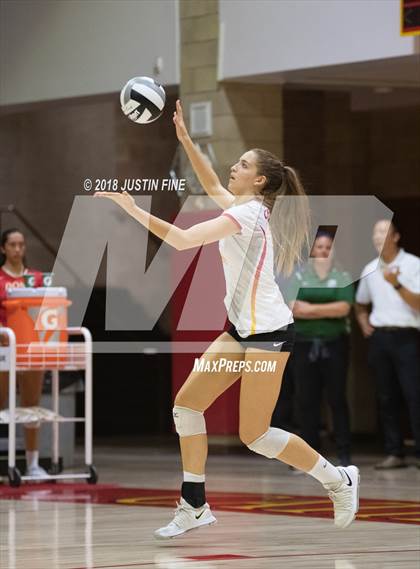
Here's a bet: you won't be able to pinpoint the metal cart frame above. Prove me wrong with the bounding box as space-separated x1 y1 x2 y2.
0 326 97 486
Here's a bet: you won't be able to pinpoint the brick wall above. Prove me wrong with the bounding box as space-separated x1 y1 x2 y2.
284 88 420 433
179 0 283 204
284 88 420 202
0 93 179 271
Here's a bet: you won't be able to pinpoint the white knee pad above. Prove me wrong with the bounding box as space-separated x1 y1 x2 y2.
173 406 206 437
247 427 290 458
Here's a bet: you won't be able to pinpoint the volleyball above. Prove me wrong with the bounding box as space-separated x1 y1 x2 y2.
120 76 166 124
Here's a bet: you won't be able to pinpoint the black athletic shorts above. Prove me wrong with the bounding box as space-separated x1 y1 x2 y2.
226 322 295 352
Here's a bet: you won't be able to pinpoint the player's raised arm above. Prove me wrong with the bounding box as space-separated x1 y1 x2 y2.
94 191 239 250
173 100 234 210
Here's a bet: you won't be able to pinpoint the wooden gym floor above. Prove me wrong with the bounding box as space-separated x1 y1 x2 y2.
0 441 419 569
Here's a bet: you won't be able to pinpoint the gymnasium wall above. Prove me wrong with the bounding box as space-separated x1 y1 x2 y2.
1 89 417 436
0 92 179 338
0 0 179 106
1 0 418 437
0 92 179 436
283 88 420 433
220 0 416 80
283 90 420 203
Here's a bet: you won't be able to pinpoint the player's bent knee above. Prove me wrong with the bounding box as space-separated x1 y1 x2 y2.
173 405 206 437
239 423 270 446
246 427 290 459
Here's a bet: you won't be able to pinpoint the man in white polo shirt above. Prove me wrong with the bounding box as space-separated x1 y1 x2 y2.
356 220 420 469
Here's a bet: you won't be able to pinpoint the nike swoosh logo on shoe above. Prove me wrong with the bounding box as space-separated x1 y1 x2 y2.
195 511 205 520
343 471 353 486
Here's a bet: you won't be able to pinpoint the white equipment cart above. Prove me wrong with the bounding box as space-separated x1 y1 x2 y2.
0 291 96 486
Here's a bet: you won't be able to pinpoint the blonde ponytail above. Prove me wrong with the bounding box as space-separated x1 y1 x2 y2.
252 149 310 276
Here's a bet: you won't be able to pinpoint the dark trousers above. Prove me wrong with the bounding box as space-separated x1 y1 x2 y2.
293 335 351 457
271 362 296 432
368 328 420 458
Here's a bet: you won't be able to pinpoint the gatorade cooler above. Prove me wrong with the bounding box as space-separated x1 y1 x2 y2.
3 288 72 368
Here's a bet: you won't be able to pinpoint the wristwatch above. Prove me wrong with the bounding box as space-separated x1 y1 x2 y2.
394 282 402 290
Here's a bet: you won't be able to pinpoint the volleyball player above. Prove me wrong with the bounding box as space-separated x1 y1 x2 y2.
0 229 47 478
95 100 360 538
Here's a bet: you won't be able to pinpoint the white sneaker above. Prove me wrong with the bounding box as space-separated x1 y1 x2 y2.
25 465 50 480
154 497 217 540
325 465 360 529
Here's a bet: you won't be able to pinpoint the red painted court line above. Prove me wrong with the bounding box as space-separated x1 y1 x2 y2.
68 549 420 569
186 555 251 561
1 484 419 525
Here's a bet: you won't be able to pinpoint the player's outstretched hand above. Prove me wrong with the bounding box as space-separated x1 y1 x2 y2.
173 99 189 142
94 191 136 212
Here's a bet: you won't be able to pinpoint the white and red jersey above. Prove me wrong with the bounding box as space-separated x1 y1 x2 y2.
219 197 293 338
0 267 43 325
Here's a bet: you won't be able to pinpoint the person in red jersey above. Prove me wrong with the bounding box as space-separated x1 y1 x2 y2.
0 228 47 479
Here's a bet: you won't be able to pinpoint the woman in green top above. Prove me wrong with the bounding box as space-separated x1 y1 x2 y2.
288 232 354 466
